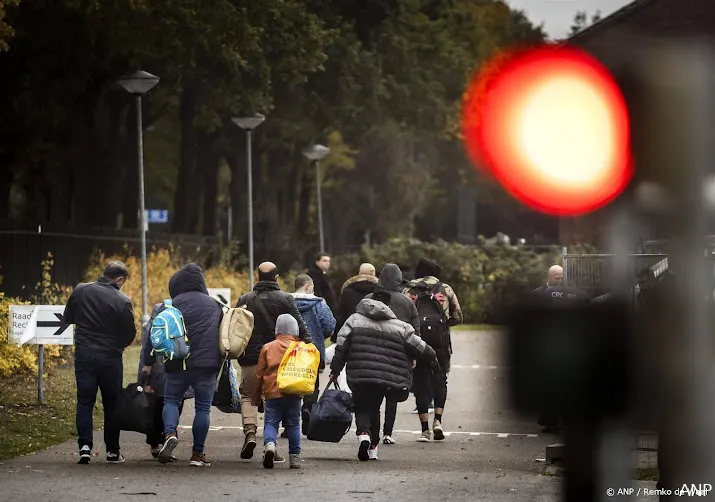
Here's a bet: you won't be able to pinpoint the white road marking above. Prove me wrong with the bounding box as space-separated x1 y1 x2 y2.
181 425 538 438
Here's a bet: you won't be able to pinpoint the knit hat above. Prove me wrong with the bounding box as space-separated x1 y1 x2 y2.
276 314 299 336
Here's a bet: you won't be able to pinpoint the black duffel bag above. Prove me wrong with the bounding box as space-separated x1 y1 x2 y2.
212 359 241 413
112 378 156 435
307 379 354 443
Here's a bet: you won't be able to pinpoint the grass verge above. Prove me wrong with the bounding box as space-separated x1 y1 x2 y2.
0 345 141 460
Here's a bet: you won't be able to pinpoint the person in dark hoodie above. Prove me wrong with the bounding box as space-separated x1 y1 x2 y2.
64 261 136 464
333 263 379 340
291 274 336 434
138 303 193 460
157 264 223 467
235 261 311 461
404 258 463 442
365 263 420 445
308 253 337 312
330 296 438 461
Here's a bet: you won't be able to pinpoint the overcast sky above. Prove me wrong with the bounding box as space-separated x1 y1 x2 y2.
506 0 634 40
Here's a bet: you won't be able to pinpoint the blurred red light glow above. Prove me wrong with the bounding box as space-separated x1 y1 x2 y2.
461 43 632 216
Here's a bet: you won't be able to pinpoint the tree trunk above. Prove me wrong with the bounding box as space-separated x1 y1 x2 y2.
226 129 247 247
172 85 198 234
0 151 14 219
297 160 312 236
121 102 139 230
200 133 220 236
103 95 125 228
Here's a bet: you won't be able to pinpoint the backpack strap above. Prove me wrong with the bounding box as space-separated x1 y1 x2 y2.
212 296 230 314
250 292 276 333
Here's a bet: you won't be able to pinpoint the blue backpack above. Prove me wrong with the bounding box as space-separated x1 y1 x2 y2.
150 299 190 367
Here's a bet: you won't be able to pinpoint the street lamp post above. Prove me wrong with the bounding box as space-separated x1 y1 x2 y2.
232 114 265 291
117 70 159 326
302 144 330 252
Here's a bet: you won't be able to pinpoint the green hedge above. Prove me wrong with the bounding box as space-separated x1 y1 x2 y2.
330 238 564 324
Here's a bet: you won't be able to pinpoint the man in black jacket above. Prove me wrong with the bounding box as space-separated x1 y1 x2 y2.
158 264 223 466
235 262 310 460
64 261 136 464
308 253 337 312
531 265 563 299
333 263 378 339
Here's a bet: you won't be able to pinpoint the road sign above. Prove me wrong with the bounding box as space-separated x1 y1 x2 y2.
208 288 231 307
9 305 74 346
146 209 169 224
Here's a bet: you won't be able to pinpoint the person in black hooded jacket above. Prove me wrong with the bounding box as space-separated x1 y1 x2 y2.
157 263 223 467
364 263 420 444
333 263 379 339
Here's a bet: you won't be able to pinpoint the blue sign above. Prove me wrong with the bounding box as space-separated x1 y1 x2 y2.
146 209 169 224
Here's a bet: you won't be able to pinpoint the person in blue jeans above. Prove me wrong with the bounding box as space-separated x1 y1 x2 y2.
157 264 223 466
291 274 336 435
64 261 136 465
254 314 304 469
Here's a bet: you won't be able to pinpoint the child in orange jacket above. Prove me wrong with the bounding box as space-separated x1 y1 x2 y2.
253 314 302 469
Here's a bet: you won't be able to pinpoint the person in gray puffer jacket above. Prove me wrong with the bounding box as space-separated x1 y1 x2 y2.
365 263 420 445
330 296 439 461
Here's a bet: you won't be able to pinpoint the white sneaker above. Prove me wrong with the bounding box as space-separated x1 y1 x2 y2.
263 442 276 469
358 433 371 461
368 446 379 460
382 435 396 445
417 430 432 443
77 445 91 465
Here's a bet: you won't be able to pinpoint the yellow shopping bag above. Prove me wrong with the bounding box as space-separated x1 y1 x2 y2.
277 341 320 395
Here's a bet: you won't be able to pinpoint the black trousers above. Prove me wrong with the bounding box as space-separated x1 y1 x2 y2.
75 354 123 452
383 398 398 436
414 363 448 414
146 396 184 447
353 384 390 447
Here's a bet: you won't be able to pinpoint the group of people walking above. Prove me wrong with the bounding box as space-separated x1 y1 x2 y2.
64 252 462 468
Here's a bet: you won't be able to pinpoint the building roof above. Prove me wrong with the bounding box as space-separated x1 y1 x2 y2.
567 0 715 45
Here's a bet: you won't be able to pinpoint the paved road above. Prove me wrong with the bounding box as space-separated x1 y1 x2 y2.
0 331 656 501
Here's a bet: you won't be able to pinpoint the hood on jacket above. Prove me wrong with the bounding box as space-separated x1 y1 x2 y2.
355 298 397 321
377 263 403 293
415 259 442 280
292 292 323 313
341 274 378 293
169 263 209 298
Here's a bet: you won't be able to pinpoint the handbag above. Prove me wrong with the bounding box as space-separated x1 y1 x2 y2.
112 376 156 434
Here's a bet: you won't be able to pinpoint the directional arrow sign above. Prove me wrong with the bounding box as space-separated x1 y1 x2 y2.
36 312 70 337
9 305 74 345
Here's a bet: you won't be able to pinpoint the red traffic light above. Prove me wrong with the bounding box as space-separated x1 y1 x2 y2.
461 44 632 216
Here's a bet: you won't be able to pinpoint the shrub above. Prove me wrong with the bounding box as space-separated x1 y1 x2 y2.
0 293 36 377
0 253 72 377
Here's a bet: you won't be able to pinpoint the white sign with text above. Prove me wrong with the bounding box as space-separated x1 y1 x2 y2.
9 305 74 345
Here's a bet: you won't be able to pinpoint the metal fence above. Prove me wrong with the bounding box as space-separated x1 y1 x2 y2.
561 247 670 452
561 247 669 300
